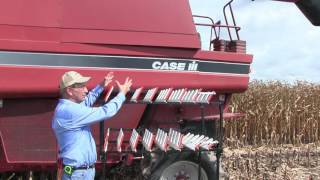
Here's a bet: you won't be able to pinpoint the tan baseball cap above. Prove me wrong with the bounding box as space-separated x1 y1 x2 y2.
59 71 91 89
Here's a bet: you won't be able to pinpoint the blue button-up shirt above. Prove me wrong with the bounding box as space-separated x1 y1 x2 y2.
52 85 125 167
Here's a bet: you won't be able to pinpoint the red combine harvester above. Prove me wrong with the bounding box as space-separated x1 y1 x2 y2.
0 0 319 179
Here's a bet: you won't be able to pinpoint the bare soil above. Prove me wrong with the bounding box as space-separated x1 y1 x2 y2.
222 143 320 180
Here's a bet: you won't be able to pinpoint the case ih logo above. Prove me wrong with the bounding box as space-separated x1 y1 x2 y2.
152 61 198 71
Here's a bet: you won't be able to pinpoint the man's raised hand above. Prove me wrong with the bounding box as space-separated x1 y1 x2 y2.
116 77 132 95
100 72 114 87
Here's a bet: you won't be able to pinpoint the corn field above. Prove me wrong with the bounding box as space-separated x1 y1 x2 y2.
222 81 320 179
225 80 320 146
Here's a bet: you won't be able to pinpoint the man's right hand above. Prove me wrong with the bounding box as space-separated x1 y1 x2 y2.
100 72 114 87
116 77 132 95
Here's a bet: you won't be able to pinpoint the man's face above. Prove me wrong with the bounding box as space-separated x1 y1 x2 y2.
66 83 88 103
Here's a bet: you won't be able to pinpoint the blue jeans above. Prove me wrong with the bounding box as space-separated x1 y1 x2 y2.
62 168 95 180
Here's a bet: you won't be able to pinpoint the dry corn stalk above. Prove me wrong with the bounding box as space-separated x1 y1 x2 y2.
225 80 320 146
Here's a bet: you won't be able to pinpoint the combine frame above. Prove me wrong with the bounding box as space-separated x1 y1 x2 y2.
0 0 255 179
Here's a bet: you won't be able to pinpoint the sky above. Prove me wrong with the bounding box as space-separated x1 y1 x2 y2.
189 0 320 83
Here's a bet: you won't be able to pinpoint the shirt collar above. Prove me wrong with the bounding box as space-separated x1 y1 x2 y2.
59 98 78 104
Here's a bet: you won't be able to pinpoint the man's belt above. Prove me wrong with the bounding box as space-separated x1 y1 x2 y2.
63 164 95 175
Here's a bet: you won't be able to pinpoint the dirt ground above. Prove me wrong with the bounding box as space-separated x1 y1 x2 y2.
221 143 320 180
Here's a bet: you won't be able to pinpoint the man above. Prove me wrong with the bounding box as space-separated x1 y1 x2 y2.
52 71 132 180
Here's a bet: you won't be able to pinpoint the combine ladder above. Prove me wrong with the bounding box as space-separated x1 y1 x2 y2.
100 87 225 180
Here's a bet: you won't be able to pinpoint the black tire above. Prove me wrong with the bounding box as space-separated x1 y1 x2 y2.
149 151 217 180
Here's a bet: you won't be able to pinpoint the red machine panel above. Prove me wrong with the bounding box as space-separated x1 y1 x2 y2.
0 0 200 48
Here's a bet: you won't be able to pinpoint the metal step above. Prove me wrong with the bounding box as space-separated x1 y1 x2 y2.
155 129 168 152
129 129 140 152
116 128 124 152
154 88 173 103
103 128 110 152
142 88 158 103
104 86 114 102
103 128 218 153
168 128 183 151
130 87 143 103
130 87 216 104
142 129 155 152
